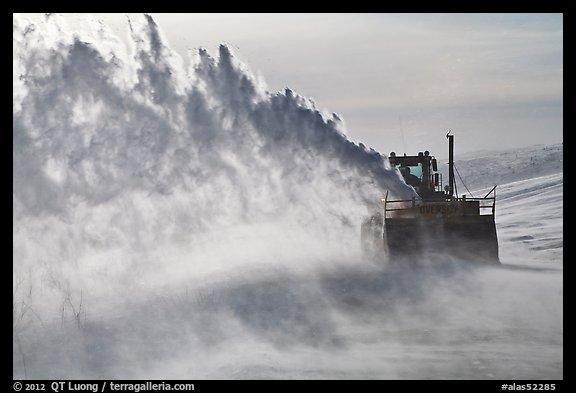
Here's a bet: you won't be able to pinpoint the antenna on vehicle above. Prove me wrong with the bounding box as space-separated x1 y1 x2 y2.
399 116 407 154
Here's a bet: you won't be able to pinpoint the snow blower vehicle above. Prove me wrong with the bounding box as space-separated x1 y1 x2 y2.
361 132 500 265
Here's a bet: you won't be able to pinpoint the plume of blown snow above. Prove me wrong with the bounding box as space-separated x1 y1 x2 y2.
13 12 414 317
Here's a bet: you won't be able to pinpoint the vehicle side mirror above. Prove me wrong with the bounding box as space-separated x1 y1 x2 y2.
431 158 437 172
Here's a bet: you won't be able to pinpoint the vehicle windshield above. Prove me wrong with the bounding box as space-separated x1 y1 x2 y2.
399 164 422 179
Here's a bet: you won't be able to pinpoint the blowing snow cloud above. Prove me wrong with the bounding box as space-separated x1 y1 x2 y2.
13 13 414 372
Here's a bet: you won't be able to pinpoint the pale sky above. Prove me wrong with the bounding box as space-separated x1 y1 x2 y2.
24 13 564 157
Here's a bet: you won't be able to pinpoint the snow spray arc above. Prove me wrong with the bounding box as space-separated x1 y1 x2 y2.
13 13 414 256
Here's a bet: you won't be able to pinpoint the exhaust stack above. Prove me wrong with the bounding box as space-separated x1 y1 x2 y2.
447 132 454 198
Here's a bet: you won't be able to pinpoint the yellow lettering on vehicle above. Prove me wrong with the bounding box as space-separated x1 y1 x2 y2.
418 203 460 216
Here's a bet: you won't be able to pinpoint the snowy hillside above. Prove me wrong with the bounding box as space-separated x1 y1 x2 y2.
497 172 563 265
442 143 563 195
